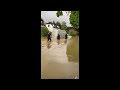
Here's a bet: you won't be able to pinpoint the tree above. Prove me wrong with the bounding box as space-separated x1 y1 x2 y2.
52 21 57 28
47 22 53 24
41 18 43 22
41 27 49 37
53 21 55 25
41 18 44 25
56 11 63 17
70 11 79 29
61 21 67 30
56 21 61 29
56 11 79 30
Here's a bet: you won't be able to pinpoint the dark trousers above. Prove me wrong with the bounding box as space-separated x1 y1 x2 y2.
48 38 51 42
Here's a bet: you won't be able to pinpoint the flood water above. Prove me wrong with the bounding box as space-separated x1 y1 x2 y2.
41 36 79 79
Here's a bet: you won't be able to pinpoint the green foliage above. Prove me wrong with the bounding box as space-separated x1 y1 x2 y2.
61 21 67 30
56 11 79 29
56 11 63 17
70 11 79 29
47 22 53 24
56 21 61 29
65 29 69 34
68 29 78 36
41 26 49 37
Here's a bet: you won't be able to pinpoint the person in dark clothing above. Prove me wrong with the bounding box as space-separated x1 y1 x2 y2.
65 34 68 39
57 34 60 44
65 34 68 43
47 32 52 42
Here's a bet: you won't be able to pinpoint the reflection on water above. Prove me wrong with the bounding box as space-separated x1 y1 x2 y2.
64 39 67 44
57 40 60 45
41 36 79 79
66 36 79 62
47 41 52 49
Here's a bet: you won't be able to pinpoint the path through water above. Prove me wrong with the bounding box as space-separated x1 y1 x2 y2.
41 36 79 79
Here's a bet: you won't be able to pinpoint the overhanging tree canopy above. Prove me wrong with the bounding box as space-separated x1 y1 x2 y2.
41 18 44 25
56 11 79 30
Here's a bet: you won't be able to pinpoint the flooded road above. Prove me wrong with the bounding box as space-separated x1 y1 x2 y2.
41 36 79 79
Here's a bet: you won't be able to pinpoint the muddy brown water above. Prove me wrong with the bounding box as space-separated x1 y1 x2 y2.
41 36 79 79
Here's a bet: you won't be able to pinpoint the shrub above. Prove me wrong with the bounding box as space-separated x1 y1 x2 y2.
68 29 78 36
41 26 49 37
65 30 69 34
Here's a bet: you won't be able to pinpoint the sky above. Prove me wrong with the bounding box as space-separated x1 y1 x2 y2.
41 11 72 27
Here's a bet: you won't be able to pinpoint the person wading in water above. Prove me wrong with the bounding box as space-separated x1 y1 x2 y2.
47 31 52 49
65 33 68 43
47 31 52 42
57 34 60 44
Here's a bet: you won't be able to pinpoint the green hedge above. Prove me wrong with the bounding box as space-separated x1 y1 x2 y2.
68 29 78 36
65 30 69 34
41 27 49 37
